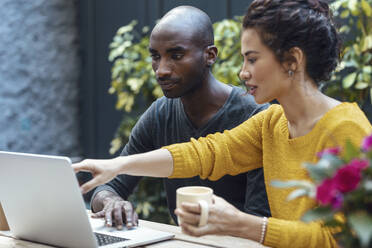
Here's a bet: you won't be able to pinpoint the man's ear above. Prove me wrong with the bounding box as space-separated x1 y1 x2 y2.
205 45 218 67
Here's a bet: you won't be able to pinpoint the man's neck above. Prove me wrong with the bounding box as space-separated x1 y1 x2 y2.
180 73 232 129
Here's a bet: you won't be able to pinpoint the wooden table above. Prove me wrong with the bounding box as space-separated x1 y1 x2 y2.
0 219 266 248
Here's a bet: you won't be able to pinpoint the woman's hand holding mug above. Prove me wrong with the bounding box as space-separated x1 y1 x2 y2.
176 186 213 227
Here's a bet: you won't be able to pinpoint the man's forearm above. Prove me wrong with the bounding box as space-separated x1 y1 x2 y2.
91 190 122 213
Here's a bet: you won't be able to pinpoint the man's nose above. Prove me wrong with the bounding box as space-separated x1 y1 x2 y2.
156 59 172 78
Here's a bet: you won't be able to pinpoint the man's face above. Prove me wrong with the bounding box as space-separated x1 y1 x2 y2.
149 28 207 98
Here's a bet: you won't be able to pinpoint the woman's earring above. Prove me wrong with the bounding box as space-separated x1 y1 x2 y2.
288 70 294 77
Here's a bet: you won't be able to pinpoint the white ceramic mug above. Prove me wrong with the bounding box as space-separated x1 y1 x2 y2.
0 203 9 231
176 186 213 227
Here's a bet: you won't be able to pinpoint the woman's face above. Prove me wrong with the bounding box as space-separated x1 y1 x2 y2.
239 28 290 104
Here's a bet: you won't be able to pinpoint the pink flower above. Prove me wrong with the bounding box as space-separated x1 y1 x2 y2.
333 164 362 193
316 179 344 209
330 193 344 210
317 147 342 158
361 134 372 151
348 158 369 171
316 178 339 205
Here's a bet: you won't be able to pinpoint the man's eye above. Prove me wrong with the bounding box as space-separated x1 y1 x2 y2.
172 54 183 60
151 54 160 60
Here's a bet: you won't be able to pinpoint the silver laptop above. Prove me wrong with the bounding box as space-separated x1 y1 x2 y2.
0 151 174 248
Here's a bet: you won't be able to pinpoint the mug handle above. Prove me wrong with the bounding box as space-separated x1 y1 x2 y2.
198 200 209 227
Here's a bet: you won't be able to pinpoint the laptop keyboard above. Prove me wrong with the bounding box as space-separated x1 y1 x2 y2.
94 232 129 247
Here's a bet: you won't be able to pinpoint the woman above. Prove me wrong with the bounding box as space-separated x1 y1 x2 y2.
73 0 372 247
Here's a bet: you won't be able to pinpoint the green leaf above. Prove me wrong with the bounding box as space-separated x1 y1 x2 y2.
331 0 348 11
343 72 357 88
271 180 314 189
362 35 372 52
362 72 371 83
348 212 372 248
363 65 372 73
303 155 344 182
353 43 362 55
302 206 335 222
303 162 332 182
364 180 372 191
287 188 309 201
117 20 137 35
355 81 369 90
348 0 359 15
142 26 149 33
339 25 351 33
361 0 372 16
343 139 360 162
340 9 350 18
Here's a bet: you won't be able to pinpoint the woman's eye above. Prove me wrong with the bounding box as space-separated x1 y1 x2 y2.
248 58 256 64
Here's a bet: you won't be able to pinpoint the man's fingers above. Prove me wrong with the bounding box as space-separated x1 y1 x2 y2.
123 202 134 228
105 206 114 227
133 211 139 226
91 210 105 218
113 202 124 229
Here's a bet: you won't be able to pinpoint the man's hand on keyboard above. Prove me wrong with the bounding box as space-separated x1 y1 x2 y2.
91 191 138 230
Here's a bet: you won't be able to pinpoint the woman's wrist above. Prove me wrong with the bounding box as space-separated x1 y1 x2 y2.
112 156 129 175
259 216 268 244
232 212 267 242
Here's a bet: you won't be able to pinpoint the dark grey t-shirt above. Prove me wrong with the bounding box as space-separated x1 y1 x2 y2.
94 86 271 222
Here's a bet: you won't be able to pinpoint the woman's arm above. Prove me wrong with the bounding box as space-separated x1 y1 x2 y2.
73 107 268 193
176 197 337 248
72 149 173 194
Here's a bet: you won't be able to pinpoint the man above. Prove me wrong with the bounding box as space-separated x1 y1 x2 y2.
91 6 270 229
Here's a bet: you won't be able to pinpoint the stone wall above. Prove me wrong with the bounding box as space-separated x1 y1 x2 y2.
0 0 81 157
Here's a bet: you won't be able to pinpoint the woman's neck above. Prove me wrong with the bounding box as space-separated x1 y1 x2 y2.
278 80 340 138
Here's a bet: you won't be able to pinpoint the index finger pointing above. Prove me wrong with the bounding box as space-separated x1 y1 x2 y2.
72 161 91 173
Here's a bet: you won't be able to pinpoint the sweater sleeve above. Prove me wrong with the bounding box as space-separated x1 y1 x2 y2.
264 218 337 247
165 108 267 181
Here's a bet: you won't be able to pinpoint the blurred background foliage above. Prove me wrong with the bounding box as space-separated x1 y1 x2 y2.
325 0 372 104
107 0 372 224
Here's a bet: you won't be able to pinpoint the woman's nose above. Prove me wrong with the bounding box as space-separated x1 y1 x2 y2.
239 70 251 81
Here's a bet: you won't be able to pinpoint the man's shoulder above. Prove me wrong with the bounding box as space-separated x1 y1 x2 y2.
228 85 269 112
230 86 260 104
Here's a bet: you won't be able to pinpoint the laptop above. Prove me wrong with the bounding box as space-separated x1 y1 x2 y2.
0 151 174 248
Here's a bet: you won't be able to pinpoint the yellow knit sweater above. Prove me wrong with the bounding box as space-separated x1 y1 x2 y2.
165 103 372 248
